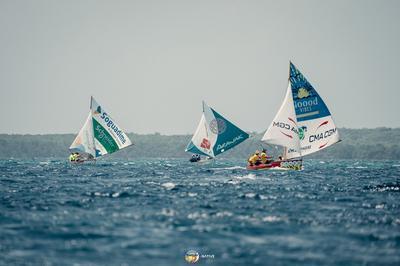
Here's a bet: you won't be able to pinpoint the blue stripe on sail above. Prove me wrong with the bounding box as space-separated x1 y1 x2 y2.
289 62 331 122
210 108 249 156
185 141 211 157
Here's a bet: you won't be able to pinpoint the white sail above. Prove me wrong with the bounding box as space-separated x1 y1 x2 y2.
261 82 301 154
69 96 133 159
69 112 96 157
185 102 219 158
285 117 339 158
285 63 340 159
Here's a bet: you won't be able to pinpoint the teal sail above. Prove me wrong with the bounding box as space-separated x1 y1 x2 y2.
211 107 249 156
186 101 249 158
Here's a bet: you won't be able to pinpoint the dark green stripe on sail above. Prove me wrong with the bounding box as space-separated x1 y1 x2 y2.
92 118 119 154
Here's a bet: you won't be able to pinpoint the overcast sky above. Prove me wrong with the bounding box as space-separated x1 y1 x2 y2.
0 0 399 135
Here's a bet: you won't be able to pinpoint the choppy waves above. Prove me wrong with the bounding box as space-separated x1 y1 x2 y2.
0 159 400 265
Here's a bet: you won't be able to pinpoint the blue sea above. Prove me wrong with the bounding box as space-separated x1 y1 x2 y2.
1 159 399 266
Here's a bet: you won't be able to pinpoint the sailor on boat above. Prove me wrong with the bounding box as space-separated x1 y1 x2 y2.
69 152 81 162
247 62 339 171
189 154 201 163
260 150 266 164
260 149 273 164
248 151 261 166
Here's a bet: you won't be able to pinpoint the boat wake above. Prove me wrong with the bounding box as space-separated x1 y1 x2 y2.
211 166 246 170
271 167 292 171
233 173 256 180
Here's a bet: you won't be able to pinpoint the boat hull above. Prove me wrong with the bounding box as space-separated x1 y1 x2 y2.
70 160 85 164
246 159 303 171
190 158 214 164
69 158 96 164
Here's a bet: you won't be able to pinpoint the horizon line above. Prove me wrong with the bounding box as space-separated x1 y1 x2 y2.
0 126 399 136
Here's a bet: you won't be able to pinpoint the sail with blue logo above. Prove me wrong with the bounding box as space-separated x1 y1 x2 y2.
69 96 133 160
185 101 249 158
284 62 340 158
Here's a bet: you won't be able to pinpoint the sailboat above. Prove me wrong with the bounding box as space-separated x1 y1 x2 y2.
185 101 249 162
69 96 133 162
247 62 340 170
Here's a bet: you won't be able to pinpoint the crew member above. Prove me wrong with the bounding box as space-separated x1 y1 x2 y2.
69 152 80 162
69 153 76 162
260 149 268 164
248 151 261 166
260 149 272 164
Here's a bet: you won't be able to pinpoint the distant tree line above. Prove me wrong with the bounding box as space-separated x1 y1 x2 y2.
0 128 399 160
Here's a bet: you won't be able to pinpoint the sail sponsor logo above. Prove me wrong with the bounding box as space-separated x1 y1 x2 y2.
308 120 337 144
287 144 311 153
294 97 318 113
298 126 307 140
216 134 244 151
95 124 116 149
309 128 337 143
297 88 310 99
302 145 311 150
200 138 211 150
287 144 311 154
99 112 127 144
272 121 298 138
93 105 102 115
210 118 226 134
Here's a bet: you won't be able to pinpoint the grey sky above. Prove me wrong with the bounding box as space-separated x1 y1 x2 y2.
0 0 399 135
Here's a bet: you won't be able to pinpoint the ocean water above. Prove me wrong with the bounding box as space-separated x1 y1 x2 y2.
0 159 399 266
